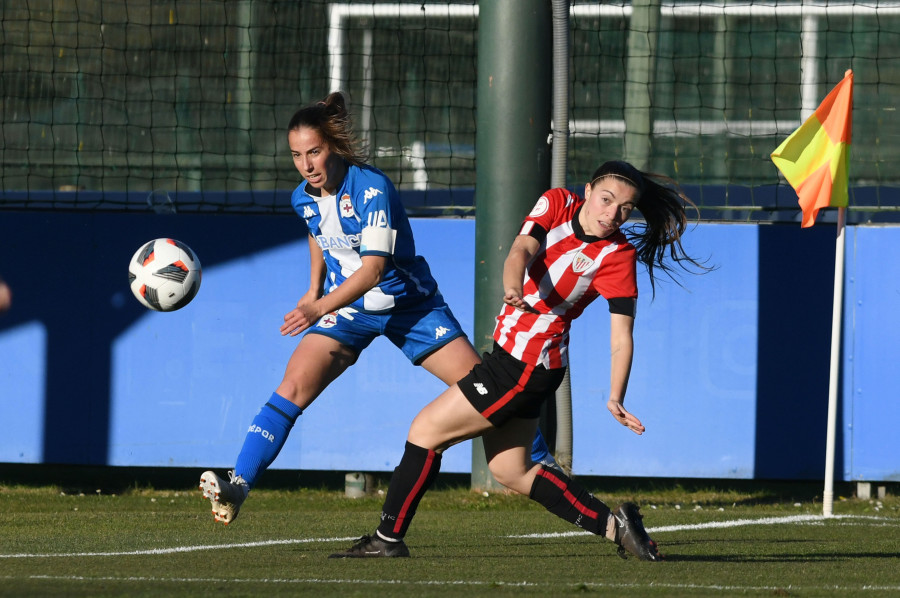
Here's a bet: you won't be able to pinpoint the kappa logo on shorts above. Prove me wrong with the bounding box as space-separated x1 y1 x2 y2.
473 382 488 396
434 325 450 339
317 312 338 328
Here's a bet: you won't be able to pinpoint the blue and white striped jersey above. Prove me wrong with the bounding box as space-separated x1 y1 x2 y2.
291 163 438 313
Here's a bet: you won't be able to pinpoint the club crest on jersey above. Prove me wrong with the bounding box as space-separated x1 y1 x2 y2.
529 196 549 217
317 312 338 328
571 251 594 273
339 194 355 218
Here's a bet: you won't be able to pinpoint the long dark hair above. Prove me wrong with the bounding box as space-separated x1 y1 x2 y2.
287 91 367 166
589 160 711 295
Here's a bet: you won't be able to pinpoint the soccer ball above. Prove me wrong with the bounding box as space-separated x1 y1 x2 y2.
128 238 202 311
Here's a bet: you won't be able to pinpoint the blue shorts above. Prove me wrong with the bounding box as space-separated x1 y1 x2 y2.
305 292 467 365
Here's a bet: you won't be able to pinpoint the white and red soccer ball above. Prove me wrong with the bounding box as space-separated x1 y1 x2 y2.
128 238 202 312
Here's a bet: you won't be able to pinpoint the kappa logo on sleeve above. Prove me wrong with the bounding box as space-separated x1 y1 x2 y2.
363 187 383 203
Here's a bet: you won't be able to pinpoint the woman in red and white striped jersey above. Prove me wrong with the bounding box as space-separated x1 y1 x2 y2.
331 160 707 561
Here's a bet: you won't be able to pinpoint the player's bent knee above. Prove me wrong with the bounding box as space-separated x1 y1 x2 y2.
487 467 530 495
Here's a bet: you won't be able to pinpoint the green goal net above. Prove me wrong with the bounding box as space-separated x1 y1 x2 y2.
2 1 899 218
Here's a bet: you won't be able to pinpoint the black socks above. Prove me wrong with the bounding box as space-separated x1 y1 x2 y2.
376 441 442 541
529 464 612 537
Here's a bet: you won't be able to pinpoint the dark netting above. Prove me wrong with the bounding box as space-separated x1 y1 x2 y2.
2 1 898 220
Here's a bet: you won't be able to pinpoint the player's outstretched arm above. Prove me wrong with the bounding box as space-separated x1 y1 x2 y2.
607 312 643 435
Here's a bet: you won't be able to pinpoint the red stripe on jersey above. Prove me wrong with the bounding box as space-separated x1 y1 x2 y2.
536 467 599 519
494 188 637 367
393 448 438 534
480 362 536 419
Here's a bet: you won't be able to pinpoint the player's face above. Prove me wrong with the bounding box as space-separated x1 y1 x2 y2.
581 177 638 238
288 126 346 196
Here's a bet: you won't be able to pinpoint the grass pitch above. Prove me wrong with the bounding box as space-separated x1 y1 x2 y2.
1 475 898 597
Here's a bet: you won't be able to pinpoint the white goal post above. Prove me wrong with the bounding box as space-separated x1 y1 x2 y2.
327 2 900 147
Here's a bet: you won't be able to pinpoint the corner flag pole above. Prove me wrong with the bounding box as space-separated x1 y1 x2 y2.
822 205 846 518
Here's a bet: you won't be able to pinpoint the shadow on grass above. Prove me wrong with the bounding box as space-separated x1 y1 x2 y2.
0 464 895 506
661 551 900 563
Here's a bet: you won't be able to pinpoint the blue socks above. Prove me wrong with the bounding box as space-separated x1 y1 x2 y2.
233 392 303 488
232 395 551 489
530 427 557 466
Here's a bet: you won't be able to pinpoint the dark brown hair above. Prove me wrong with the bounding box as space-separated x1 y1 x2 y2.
287 91 367 166
589 160 711 295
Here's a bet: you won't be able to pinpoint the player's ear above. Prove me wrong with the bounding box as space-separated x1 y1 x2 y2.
584 182 592 199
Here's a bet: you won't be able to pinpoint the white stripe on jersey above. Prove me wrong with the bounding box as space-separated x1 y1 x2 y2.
361 284 393 311
556 242 620 312
317 192 361 267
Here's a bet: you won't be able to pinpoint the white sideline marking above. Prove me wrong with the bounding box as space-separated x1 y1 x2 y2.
0 514 891 559
508 514 889 539
0 536 358 559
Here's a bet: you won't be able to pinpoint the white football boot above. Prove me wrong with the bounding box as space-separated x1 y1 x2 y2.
199 470 249 525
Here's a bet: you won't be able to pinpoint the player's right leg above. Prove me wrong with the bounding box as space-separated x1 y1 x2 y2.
200 333 356 525
526 462 662 561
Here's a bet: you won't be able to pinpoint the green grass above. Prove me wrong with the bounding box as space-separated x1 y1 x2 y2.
1 478 898 597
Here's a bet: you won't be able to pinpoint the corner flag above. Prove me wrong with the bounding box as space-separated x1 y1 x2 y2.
771 70 853 227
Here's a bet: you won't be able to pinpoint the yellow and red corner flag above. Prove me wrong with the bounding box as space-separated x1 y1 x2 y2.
771 69 853 227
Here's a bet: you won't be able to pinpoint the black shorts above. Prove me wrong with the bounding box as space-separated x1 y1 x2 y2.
458 343 567 426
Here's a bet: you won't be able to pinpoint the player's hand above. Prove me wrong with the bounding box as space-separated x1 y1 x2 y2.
280 301 320 337
607 399 645 435
503 288 537 313
297 288 321 308
0 280 11 313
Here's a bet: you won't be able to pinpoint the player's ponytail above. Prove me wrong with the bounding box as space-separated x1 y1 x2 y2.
288 91 368 166
589 161 711 296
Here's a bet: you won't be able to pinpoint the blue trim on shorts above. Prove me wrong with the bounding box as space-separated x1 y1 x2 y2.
303 292 468 366
410 330 467 365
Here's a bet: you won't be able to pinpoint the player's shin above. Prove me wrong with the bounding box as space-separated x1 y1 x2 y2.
233 392 303 487
376 441 442 541
529 464 613 538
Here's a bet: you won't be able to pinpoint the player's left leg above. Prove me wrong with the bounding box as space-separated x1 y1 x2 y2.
201 333 358 525
330 385 492 558
233 333 356 488
402 301 557 469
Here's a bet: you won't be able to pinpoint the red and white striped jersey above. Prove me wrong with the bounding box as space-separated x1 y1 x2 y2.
493 188 638 368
